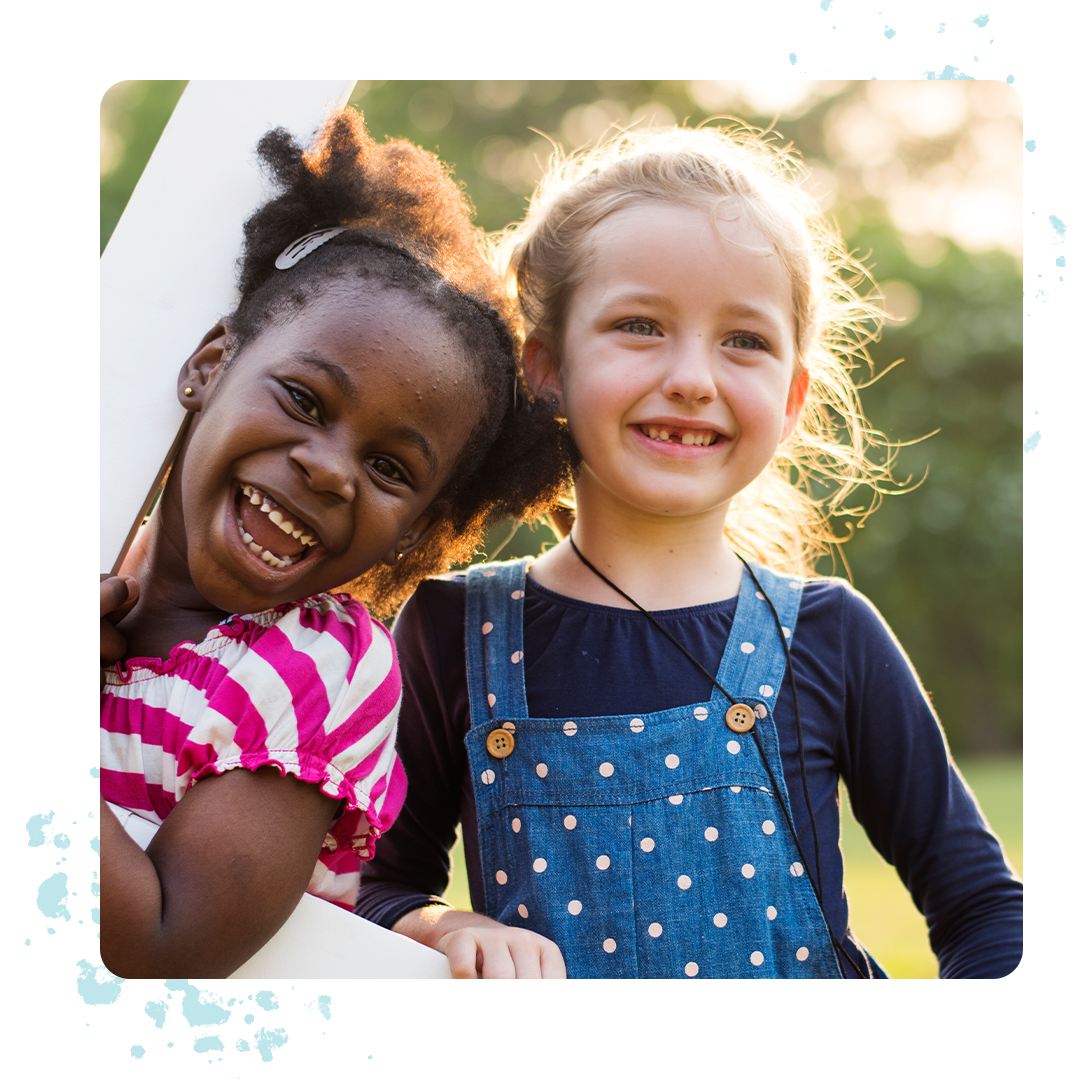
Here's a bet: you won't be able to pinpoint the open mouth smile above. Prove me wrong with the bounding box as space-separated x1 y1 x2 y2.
639 424 720 447
235 484 320 569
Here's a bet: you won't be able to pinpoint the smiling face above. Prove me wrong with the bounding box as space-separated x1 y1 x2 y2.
533 201 807 528
169 281 483 616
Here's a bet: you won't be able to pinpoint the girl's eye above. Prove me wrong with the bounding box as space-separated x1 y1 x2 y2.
619 319 658 336
289 387 322 421
726 332 768 351
369 457 406 483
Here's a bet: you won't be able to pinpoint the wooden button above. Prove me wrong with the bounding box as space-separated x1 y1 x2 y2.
725 703 756 733
486 728 515 758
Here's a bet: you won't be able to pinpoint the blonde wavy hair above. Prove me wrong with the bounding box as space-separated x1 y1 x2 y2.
496 123 897 576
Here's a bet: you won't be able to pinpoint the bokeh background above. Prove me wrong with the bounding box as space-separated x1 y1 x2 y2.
101 80 1022 978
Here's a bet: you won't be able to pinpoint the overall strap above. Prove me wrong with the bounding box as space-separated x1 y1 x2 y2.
715 561 804 702
715 561 806 815
465 560 531 723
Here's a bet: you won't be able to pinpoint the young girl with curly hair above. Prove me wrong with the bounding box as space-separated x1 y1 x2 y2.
98 108 573 978
357 125 1023 979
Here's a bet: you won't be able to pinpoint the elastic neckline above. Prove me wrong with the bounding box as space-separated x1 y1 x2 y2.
103 592 343 684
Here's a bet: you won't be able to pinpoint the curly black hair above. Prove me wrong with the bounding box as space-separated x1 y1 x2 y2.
228 108 577 617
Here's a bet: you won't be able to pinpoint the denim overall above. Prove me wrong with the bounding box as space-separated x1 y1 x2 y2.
463 559 841 979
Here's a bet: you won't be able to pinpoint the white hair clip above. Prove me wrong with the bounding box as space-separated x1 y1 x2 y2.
274 226 349 270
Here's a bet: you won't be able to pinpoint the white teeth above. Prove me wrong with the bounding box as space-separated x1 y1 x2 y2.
258 548 295 568
644 426 717 447
267 509 299 536
240 485 318 551
236 510 301 566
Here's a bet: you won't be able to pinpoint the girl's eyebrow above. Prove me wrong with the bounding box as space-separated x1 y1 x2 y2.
393 425 439 474
721 301 786 323
295 353 357 398
604 290 676 311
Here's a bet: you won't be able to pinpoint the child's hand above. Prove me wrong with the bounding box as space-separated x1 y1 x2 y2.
438 923 567 979
100 574 139 672
393 907 566 979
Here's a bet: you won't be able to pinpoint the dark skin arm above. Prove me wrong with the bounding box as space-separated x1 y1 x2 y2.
100 575 340 978
99 769 338 979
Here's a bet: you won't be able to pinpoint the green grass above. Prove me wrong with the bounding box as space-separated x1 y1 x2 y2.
443 754 1022 978
444 830 472 913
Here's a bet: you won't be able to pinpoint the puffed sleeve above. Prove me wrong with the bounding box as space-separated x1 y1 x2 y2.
181 595 407 909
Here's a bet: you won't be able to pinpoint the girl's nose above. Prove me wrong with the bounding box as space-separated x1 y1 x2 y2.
662 336 718 404
289 438 356 502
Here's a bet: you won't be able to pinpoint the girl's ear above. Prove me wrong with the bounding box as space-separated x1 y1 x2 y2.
782 369 810 441
177 320 233 411
523 334 564 413
380 514 437 568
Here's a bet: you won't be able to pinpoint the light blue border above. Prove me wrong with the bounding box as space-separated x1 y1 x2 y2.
27 2 1054 1080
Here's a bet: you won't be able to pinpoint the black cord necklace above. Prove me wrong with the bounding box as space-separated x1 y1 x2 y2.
567 533 866 978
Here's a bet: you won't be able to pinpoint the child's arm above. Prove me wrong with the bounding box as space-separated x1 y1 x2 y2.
100 768 338 978
101 573 332 977
832 584 1022 977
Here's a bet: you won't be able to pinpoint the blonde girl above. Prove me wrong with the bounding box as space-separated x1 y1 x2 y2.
356 126 1022 979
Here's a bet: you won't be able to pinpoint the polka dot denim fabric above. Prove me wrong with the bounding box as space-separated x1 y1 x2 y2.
464 559 840 979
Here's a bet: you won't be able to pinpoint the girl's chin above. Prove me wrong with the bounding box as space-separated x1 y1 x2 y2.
194 533 326 614
577 466 740 518
582 486 736 525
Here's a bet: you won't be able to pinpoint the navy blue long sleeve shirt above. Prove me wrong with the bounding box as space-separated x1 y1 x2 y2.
357 571 1022 978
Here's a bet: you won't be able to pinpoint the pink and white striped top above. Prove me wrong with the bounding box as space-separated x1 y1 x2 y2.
100 593 407 911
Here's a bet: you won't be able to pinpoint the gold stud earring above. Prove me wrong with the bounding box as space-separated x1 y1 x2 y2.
396 550 405 561
184 387 193 396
